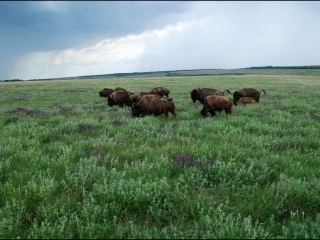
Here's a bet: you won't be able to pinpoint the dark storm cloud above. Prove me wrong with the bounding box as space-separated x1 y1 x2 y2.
0 1 190 50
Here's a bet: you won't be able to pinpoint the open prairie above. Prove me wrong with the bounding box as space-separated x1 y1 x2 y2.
0 69 320 238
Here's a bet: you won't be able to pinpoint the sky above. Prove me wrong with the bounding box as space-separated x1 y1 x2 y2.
1 1 320 80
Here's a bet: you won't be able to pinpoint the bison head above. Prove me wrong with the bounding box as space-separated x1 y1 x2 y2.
99 88 114 98
190 89 199 103
131 103 140 117
232 91 242 103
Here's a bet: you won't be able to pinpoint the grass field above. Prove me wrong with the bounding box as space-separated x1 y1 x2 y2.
0 69 320 238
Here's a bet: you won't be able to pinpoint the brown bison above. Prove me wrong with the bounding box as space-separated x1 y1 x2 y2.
239 97 254 105
130 92 161 103
150 87 170 97
233 88 266 104
131 94 176 120
108 91 133 108
114 87 127 92
191 88 232 104
99 88 114 98
201 95 233 118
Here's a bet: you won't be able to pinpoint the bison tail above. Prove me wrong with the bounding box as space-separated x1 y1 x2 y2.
260 89 266 96
223 89 232 94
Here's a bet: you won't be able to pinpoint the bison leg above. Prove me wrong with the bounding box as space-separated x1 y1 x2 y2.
209 110 216 117
170 109 177 120
225 108 232 115
164 112 169 120
201 107 208 118
141 112 149 118
107 99 115 107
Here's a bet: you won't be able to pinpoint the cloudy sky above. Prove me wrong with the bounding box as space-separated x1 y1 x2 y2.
1 1 320 80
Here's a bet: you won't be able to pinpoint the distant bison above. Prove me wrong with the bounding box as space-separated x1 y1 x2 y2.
233 88 266 104
201 95 233 118
150 87 170 97
191 88 232 104
132 94 176 120
99 88 114 98
108 91 133 108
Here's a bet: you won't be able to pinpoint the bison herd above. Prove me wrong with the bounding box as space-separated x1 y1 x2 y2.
99 86 266 120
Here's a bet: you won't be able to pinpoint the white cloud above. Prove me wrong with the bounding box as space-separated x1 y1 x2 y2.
14 19 200 79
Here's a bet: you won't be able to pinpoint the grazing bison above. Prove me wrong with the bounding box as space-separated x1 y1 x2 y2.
99 88 114 98
191 88 232 104
132 94 176 120
201 95 233 118
130 92 162 103
108 91 133 108
233 88 266 104
150 87 170 97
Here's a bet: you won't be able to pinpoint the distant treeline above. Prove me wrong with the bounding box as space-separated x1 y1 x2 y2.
166 72 244 77
247 65 320 69
1 66 320 81
76 70 172 79
2 79 24 82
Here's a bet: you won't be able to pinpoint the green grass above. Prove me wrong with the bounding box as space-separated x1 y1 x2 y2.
0 71 320 238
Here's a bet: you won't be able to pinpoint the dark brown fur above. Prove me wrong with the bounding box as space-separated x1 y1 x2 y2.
108 91 133 108
99 88 114 98
201 95 233 118
114 87 127 92
132 94 176 120
150 87 170 97
233 88 266 104
239 97 254 104
130 92 162 103
191 88 232 104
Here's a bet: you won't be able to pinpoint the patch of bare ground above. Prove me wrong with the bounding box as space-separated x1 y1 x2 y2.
56 106 74 114
63 89 90 93
6 107 46 116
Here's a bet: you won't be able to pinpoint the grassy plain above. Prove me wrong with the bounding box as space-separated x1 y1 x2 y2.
0 69 320 238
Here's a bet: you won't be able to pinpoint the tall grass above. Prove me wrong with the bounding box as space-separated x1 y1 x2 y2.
0 71 320 238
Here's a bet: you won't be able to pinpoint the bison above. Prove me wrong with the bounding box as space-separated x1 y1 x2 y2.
130 92 161 103
201 95 233 118
150 87 170 97
191 88 232 105
131 94 176 120
99 88 114 98
114 87 127 92
130 91 171 103
107 91 133 108
233 88 266 104
99 87 128 98
239 97 254 105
